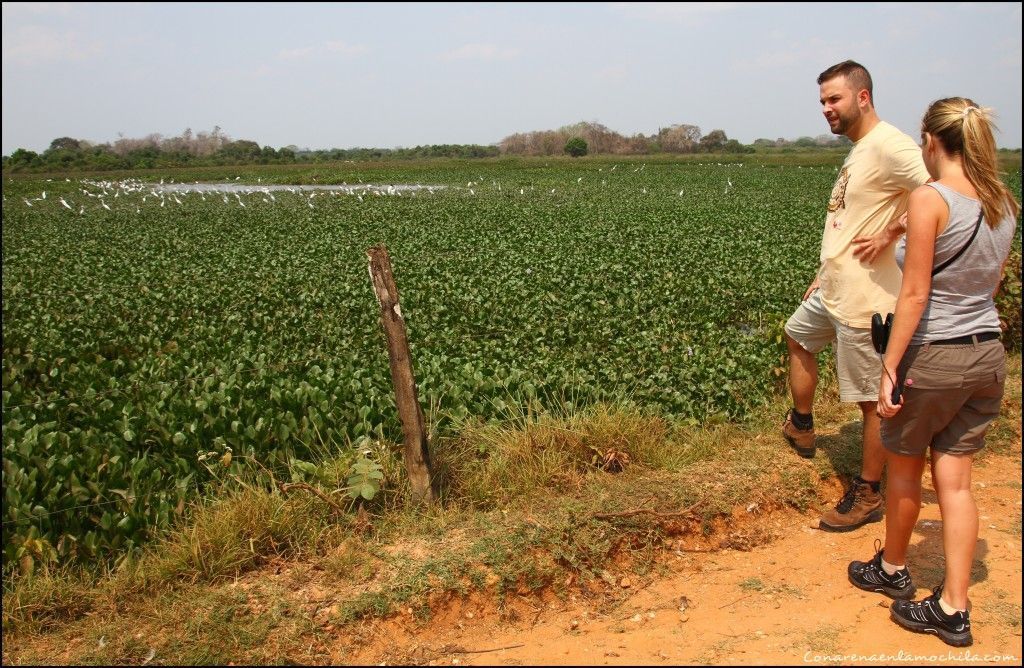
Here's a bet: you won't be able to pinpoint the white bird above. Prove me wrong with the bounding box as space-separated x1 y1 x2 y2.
60 197 73 210
41 191 47 199
550 188 556 194
101 199 111 211
470 189 475 196
577 177 582 183
357 194 363 202
520 188 524 195
678 189 685 196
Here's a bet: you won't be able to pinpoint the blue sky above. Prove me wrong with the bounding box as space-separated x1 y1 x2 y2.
3 2 1022 154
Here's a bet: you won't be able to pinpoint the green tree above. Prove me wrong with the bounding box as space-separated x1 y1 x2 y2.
8 148 40 168
721 139 754 154
48 137 81 152
564 137 588 157
698 129 728 153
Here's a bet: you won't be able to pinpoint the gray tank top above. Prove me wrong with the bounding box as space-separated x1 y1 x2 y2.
895 182 1016 344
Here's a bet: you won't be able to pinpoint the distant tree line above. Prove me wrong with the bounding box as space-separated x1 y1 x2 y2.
1 127 500 172
498 121 852 156
2 122 857 172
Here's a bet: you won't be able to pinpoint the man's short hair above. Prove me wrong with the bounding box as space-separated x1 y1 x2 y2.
818 60 873 104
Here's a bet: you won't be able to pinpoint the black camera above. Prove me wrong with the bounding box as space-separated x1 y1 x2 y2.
871 312 903 404
871 312 893 354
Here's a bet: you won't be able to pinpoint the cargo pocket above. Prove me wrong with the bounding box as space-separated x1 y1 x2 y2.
964 344 1006 389
904 364 965 390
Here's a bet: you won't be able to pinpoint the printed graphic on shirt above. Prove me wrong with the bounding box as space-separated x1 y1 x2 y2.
828 167 850 213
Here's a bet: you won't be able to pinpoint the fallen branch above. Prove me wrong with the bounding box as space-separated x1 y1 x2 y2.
718 592 754 610
277 482 348 516
592 497 705 521
444 643 526 655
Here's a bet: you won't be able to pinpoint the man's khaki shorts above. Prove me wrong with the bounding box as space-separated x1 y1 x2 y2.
784 290 879 403
881 339 1006 457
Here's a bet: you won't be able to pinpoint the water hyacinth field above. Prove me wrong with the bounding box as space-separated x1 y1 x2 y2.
3 158 1017 569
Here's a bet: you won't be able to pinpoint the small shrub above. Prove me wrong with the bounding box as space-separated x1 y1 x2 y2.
564 137 588 157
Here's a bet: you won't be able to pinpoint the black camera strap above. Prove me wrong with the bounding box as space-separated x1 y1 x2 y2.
931 210 983 277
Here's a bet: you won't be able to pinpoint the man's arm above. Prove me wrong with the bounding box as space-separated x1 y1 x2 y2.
853 134 931 265
851 212 908 264
802 272 821 301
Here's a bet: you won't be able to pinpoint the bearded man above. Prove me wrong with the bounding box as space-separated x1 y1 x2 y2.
782 60 930 532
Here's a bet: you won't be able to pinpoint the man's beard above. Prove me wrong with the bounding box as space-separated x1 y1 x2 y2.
830 108 860 136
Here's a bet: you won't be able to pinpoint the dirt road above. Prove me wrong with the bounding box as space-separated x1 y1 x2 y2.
348 452 1022 666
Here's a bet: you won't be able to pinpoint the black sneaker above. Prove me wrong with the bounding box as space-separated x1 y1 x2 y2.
847 539 915 600
890 585 972 647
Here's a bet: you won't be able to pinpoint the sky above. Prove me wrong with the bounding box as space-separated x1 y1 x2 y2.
3 2 1022 155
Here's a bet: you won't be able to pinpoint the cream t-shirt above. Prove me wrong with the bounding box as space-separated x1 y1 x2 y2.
818 121 929 328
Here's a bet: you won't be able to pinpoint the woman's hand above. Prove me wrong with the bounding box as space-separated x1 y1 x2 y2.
877 368 905 417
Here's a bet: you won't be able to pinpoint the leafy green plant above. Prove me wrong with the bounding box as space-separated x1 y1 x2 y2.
345 452 384 502
3 160 1017 570
564 137 588 157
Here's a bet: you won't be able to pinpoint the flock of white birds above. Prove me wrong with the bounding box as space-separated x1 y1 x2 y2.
7 163 841 215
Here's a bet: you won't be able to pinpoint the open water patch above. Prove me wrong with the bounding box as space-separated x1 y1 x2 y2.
153 182 443 194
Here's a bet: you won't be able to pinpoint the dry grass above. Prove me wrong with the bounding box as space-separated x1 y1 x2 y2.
3 353 1020 664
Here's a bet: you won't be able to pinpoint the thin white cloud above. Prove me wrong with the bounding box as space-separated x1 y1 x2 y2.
2 24 102 64
609 2 753 23
278 46 317 60
1 2 76 18
439 43 520 62
277 40 367 60
324 40 367 56
996 39 1022 70
731 37 875 72
596 65 628 82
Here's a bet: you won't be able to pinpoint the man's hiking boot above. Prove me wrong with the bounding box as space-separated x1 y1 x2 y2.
848 539 915 600
891 585 973 647
782 409 816 458
819 476 883 532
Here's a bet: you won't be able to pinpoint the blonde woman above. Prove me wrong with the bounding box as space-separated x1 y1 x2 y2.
847 98 1018 647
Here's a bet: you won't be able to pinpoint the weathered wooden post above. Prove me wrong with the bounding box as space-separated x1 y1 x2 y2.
367 245 436 505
